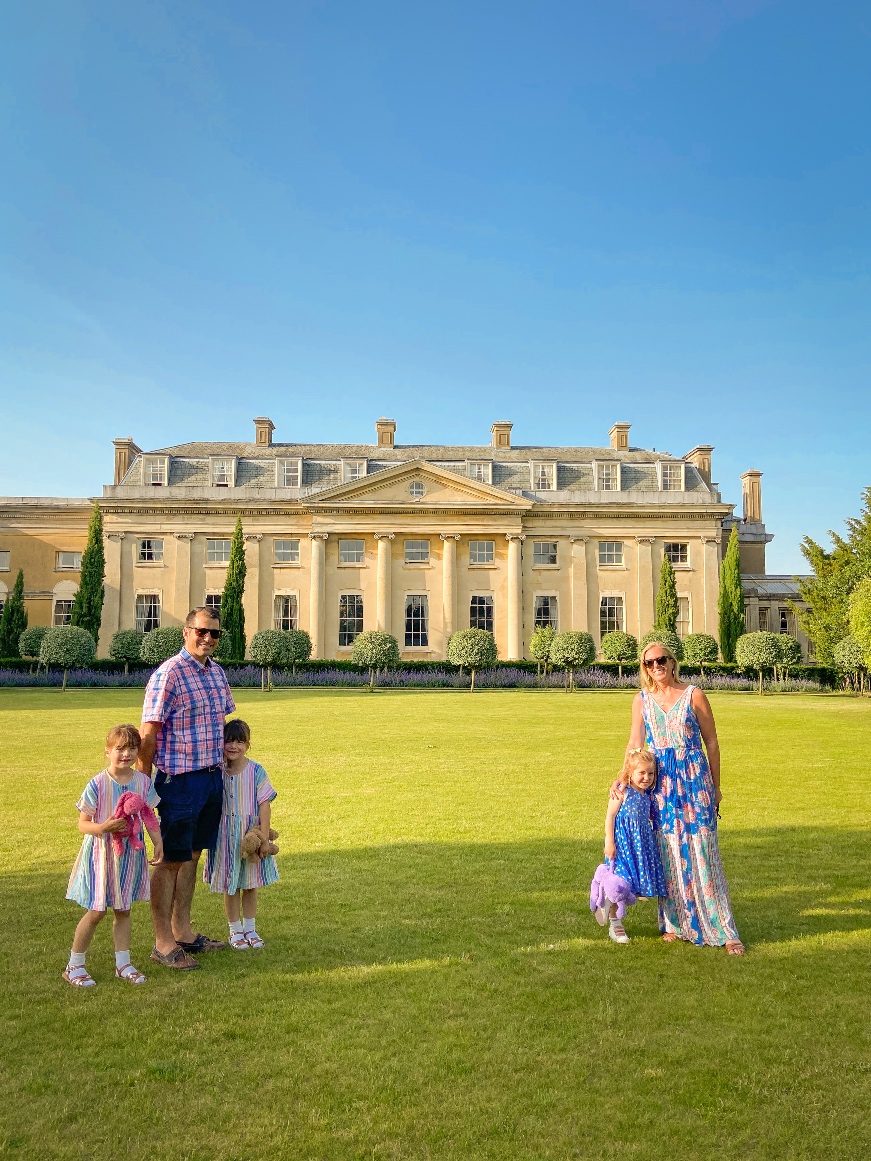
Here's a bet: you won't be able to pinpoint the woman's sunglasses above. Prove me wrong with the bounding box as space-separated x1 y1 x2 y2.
643 655 669 669
189 627 222 639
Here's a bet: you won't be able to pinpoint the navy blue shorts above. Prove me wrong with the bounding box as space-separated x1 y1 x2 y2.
154 766 223 863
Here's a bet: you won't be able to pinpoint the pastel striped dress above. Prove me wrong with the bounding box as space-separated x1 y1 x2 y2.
642 685 740 946
66 771 160 911
203 761 279 894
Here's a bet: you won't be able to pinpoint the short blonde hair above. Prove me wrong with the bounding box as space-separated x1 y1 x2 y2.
639 641 680 693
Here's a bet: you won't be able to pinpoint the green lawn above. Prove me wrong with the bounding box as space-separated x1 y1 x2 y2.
1 688 869 1160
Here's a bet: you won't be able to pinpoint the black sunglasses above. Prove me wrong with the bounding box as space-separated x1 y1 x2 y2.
189 627 222 639
643 655 669 669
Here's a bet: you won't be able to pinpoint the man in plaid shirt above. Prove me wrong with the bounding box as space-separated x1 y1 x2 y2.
139 607 236 970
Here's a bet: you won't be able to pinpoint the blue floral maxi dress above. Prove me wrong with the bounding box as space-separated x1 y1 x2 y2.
642 686 740 946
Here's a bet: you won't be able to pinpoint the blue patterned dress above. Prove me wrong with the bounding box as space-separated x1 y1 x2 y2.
611 786 668 898
642 685 740 946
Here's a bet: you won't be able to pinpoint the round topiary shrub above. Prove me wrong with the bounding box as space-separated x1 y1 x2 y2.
529 625 556 676
39 626 97 690
639 629 684 663
600 631 638 678
281 628 312 672
447 628 498 692
775 634 803 676
735 631 781 694
833 636 867 693
549 631 595 691
249 629 286 689
682 633 719 668
19 625 48 667
140 626 184 665
351 631 401 690
109 629 145 673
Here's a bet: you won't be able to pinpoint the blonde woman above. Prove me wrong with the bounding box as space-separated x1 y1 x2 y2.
625 641 744 954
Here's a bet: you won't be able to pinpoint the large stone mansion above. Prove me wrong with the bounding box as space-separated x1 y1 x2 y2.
0 416 810 659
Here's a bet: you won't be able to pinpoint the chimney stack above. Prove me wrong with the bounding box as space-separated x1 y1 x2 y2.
113 437 141 485
375 418 396 448
685 445 714 486
491 421 512 449
741 470 763 522
609 423 631 451
254 417 275 447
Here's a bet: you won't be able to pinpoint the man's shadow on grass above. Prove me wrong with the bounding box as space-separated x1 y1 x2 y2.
13 827 869 975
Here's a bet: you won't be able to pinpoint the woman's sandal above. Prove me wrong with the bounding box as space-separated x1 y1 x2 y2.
725 940 746 955
246 931 265 949
116 963 147 984
229 931 250 950
662 933 678 943
63 966 96 987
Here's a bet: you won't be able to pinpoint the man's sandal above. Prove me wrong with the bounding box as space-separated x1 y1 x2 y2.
116 963 147 984
176 933 227 954
150 945 200 970
246 932 265 949
229 931 250 950
63 966 96 987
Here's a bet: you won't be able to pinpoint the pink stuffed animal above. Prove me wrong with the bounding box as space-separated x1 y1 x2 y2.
110 791 159 857
589 862 637 921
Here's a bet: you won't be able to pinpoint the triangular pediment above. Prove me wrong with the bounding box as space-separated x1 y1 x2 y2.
305 459 532 509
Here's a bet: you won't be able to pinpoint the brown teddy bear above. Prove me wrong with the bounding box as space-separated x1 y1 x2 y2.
239 825 279 860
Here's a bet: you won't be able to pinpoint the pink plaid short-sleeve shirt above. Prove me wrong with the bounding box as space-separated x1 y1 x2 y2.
142 648 236 775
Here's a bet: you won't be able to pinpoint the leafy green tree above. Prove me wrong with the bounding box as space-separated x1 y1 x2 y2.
70 504 105 645
849 575 871 668
639 629 684 662
655 555 679 634
140 626 184 664
217 517 247 662
718 526 744 663
447 628 497 692
682 633 719 670
600 630 638 679
249 629 285 690
793 487 871 665
735 631 780 695
775 634 803 679
529 625 555 677
108 629 144 674
19 625 48 670
281 628 312 674
833 636 866 693
351 631 400 690
549 631 595 692
39 626 96 690
0 570 27 658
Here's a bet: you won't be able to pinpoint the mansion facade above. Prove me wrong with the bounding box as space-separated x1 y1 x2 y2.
0 417 811 659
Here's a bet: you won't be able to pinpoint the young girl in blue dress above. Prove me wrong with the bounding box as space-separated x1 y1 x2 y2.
591 748 667 944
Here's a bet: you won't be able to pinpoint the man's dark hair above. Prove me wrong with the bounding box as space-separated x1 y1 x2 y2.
185 606 221 627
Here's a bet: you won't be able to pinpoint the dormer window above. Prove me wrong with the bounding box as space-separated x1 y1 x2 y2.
658 461 685 491
342 459 367 483
468 461 492 484
531 462 556 491
277 458 302 488
144 457 168 486
211 457 236 488
594 462 621 491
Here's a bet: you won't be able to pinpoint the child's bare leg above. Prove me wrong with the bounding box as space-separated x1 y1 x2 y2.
72 909 105 953
224 891 242 923
241 889 263 946
111 909 132 952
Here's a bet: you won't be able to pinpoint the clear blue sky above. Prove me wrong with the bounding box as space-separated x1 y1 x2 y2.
2 1 869 572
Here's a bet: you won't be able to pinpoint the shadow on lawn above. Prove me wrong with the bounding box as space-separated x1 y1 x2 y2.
7 826 869 977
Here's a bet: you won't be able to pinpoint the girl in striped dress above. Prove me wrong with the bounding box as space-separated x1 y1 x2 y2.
64 724 163 987
203 719 278 949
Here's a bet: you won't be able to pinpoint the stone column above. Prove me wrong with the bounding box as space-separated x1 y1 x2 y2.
506 534 525 659
243 534 262 638
635 537 655 638
309 533 328 657
101 533 125 654
173 534 194 624
374 533 394 633
440 534 459 641
570 537 588 631
701 536 720 635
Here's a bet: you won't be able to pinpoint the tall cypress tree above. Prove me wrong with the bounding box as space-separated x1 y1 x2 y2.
655 555 679 633
718 526 744 662
219 516 247 661
71 503 105 645
0 569 28 657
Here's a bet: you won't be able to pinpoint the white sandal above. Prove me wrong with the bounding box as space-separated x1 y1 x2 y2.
608 921 630 944
63 965 96 987
246 931 265 949
116 963 147 984
229 931 250 950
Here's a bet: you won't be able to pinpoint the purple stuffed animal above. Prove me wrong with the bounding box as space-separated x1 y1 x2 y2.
589 862 637 921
